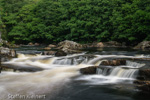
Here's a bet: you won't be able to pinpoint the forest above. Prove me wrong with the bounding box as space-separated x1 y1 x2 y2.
0 0 150 45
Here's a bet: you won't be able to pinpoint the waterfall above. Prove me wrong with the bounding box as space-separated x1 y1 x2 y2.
52 55 95 65
1 53 146 99
109 67 138 78
96 67 138 78
126 60 145 68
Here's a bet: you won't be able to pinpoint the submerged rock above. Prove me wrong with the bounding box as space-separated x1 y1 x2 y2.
55 50 67 57
80 66 98 74
134 41 150 50
100 59 126 66
134 80 150 93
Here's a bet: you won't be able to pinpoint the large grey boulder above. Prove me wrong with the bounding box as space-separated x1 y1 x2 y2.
0 47 16 61
134 41 150 50
57 40 83 53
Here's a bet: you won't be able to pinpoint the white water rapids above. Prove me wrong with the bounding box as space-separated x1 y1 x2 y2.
0 53 146 100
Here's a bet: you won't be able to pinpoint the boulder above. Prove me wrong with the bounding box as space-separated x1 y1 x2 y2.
55 50 67 57
100 59 126 66
57 40 83 54
80 66 98 74
0 47 16 57
138 69 150 80
48 44 57 48
134 41 150 50
42 51 56 55
97 42 104 47
0 47 17 62
0 40 11 47
61 47 82 54
9 49 16 57
28 42 34 46
34 43 40 46
57 40 83 50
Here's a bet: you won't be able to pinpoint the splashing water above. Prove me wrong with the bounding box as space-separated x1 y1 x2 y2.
0 53 147 99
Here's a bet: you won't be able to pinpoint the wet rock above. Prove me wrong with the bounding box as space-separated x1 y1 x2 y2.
34 43 40 46
28 42 34 46
55 50 67 57
138 69 150 80
134 80 150 84
134 69 150 93
62 47 82 54
0 47 17 62
136 76 145 80
97 42 104 47
80 66 98 74
134 41 150 50
44 47 51 50
9 49 16 57
134 80 150 93
48 44 56 48
100 59 126 66
42 51 56 55
0 47 16 57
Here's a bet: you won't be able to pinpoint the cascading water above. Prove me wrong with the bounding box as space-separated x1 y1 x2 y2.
108 67 138 78
0 53 147 100
76 56 146 85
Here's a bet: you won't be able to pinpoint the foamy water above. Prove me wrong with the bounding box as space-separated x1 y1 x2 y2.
0 53 148 100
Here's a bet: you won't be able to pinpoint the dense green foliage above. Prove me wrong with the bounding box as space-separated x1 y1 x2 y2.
0 0 150 44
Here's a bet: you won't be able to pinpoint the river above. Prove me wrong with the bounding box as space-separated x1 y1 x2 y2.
0 46 150 100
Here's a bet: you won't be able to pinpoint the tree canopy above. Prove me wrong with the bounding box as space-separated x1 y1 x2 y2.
0 0 150 45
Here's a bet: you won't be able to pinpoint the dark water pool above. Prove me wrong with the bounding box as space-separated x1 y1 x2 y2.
50 80 150 100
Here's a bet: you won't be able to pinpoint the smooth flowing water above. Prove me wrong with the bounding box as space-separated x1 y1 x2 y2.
1 47 150 100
